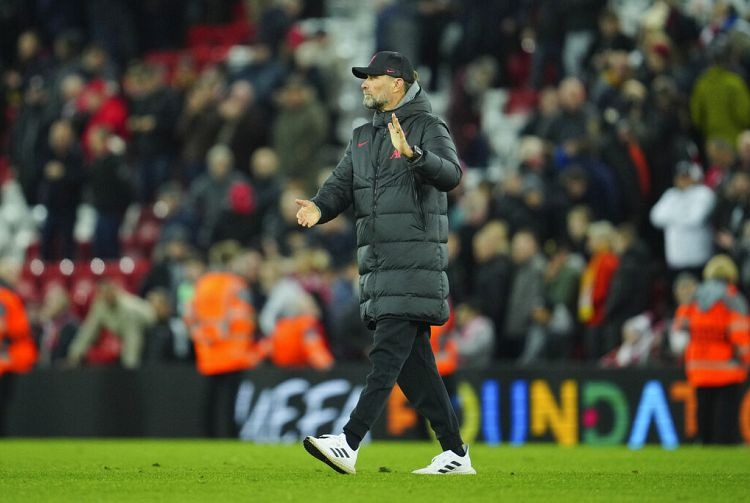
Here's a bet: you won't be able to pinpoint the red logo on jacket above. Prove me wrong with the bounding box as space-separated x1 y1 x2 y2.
390 149 401 160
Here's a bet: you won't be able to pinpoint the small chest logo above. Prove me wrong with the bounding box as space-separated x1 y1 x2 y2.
390 149 401 160
357 140 368 148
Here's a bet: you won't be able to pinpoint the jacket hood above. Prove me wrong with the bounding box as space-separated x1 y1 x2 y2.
695 279 732 311
372 83 431 128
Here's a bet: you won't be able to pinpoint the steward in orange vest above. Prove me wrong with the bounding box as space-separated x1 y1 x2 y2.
259 293 333 370
430 307 458 377
0 282 37 375
184 271 260 376
672 254 750 444
0 279 37 435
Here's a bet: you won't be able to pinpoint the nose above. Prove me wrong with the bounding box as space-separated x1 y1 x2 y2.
361 80 367 90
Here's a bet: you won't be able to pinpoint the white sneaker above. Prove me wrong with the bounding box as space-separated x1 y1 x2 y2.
303 433 358 474
412 445 476 475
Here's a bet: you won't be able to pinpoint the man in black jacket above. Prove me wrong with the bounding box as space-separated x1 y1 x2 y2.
296 51 474 475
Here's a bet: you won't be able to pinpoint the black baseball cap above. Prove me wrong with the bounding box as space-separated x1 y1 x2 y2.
352 51 415 82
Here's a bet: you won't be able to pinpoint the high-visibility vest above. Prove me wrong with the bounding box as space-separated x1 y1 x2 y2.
0 285 37 374
673 285 750 387
431 311 458 376
184 272 259 375
265 314 333 370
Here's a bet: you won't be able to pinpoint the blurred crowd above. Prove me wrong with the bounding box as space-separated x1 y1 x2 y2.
2 0 750 375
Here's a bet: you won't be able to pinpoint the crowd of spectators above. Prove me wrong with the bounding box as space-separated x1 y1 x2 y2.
3 0 750 372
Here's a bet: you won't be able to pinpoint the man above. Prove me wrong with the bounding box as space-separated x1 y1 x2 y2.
650 160 716 288
66 278 157 369
184 250 261 437
0 260 37 435
672 254 750 444
295 51 474 475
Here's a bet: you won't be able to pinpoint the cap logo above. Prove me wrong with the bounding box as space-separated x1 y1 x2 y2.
385 68 395 74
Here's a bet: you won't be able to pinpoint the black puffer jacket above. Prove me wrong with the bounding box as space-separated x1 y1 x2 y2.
312 87 461 327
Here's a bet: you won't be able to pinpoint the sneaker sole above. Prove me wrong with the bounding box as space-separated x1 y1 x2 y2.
303 437 355 475
412 468 477 475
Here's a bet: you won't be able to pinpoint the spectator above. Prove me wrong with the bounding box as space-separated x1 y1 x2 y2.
0 179 36 262
258 258 307 337
36 283 79 366
248 147 283 224
601 313 661 368
262 182 310 257
66 278 157 369
704 136 736 191
139 225 193 302
578 220 620 360
520 89 560 139
504 229 546 364
175 73 223 182
650 160 716 284
271 74 329 192
79 78 129 159
86 126 134 259
713 171 750 255
545 77 601 163
666 271 699 361
526 1 565 89
582 7 635 78
452 300 495 369
141 287 192 364
601 223 652 355
565 204 593 259
37 119 84 260
215 80 270 176
561 0 607 78
210 180 262 249
690 36 750 147
10 74 55 205
531 241 582 362
732 129 750 174
125 63 180 202
446 56 496 167
471 220 512 358
189 144 248 249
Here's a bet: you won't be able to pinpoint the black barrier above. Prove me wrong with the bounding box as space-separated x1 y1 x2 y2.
5 365 750 446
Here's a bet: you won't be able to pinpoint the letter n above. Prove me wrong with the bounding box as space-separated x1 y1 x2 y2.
530 379 578 446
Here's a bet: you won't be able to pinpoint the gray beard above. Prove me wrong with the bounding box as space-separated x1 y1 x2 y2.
363 94 388 111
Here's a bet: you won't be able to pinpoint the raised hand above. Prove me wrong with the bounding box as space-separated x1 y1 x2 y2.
295 198 322 228
387 113 414 159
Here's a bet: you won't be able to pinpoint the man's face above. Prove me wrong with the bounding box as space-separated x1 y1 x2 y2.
361 74 394 111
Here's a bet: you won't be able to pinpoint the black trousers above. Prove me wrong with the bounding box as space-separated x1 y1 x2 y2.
0 374 15 436
344 318 463 450
205 371 243 438
696 383 742 445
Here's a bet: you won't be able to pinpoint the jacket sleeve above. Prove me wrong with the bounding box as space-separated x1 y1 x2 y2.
409 118 462 192
311 141 354 224
649 189 677 228
680 187 716 226
67 300 104 363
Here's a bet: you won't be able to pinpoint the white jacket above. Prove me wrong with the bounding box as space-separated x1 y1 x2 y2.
650 184 716 268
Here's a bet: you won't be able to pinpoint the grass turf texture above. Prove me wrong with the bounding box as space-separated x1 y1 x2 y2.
1 440 748 502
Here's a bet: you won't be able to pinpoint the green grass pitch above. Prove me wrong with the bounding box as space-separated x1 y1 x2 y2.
1 440 748 502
